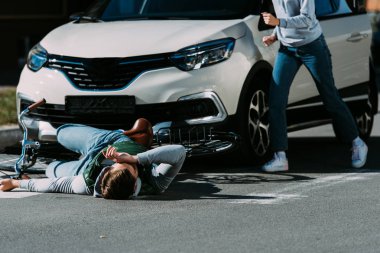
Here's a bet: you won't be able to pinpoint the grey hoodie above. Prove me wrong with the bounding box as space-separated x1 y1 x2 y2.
272 0 322 47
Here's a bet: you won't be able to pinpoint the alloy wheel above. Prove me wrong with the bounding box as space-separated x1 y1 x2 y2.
247 89 270 157
356 91 375 140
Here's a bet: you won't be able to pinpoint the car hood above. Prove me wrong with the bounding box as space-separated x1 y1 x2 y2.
41 19 247 58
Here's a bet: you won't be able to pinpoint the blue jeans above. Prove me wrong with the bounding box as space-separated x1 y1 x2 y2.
269 35 358 151
46 124 130 178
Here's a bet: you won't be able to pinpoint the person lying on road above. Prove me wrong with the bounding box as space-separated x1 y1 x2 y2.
0 119 186 200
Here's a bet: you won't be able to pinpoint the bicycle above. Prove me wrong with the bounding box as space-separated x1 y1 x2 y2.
13 98 46 179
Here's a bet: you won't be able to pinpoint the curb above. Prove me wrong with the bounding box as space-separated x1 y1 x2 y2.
0 125 22 151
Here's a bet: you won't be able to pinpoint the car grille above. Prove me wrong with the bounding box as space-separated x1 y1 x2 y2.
20 98 219 130
46 53 174 90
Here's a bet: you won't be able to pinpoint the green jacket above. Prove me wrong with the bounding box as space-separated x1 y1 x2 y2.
83 141 147 188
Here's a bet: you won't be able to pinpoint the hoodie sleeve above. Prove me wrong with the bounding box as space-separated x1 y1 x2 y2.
137 145 186 167
278 0 316 29
19 176 91 195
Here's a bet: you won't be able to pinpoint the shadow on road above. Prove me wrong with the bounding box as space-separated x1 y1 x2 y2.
138 173 313 201
287 136 379 173
185 136 380 173
137 136 380 201
137 182 261 201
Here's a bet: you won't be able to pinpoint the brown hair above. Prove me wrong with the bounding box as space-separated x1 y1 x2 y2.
101 164 136 200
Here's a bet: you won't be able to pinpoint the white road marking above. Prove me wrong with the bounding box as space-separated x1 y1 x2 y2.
234 193 307 205
230 171 374 205
0 158 18 164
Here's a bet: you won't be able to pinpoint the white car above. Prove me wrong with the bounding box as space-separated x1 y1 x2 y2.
17 0 377 160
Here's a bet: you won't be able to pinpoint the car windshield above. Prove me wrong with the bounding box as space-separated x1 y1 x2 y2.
84 0 261 21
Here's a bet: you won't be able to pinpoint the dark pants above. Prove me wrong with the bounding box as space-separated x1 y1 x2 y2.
269 35 358 151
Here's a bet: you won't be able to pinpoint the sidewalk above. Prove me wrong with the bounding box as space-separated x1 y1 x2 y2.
0 86 20 151
0 124 21 152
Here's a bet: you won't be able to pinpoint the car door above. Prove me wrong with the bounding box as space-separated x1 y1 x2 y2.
320 0 371 90
288 0 372 104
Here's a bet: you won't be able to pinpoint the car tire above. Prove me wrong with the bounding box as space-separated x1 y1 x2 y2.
237 74 272 163
333 74 378 142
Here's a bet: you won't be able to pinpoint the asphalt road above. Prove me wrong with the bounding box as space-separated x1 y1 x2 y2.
0 116 380 253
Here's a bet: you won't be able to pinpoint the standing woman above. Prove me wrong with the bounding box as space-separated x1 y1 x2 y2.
261 0 368 172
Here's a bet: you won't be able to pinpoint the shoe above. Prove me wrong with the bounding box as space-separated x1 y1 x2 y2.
351 141 368 168
262 153 289 172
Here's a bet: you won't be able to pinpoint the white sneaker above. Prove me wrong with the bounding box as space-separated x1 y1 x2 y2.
262 153 289 172
351 141 368 168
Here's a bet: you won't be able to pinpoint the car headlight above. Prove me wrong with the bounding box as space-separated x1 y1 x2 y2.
170 38 235 71
27 44 48 72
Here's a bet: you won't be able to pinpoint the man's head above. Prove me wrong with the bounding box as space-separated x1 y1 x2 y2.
100 163 138 200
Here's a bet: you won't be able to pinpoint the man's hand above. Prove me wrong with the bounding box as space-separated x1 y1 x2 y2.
0 179 20 192
262 12 280 26
262 34 277 47
102 146 138 164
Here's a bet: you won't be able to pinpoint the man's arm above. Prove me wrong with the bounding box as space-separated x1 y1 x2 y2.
103 144 187 176
137 145 186 193
103 145 138 164
0 176 90 195
137 145 186 167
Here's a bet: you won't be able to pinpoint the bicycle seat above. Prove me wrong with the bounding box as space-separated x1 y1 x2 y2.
123 118 153 148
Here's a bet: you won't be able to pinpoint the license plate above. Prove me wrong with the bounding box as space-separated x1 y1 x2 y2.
65 96 135 115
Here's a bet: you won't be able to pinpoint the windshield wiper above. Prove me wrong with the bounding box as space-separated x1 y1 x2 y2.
81 16 102 22
70 13 102 23
121 16 190 21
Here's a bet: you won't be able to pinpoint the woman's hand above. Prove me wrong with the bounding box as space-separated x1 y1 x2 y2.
262 34 277 47
0 179 20 191
102 146 138 164
262 12 280 26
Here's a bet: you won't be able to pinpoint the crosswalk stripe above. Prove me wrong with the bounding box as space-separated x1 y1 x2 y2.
230 171 374 205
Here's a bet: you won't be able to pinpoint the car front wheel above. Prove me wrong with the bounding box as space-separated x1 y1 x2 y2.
238 77 271 163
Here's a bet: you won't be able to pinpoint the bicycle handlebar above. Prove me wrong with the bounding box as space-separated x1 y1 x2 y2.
28 99 46 111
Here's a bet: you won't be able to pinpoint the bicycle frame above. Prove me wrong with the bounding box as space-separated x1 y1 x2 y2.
152 123 240 157
14 99 46 178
